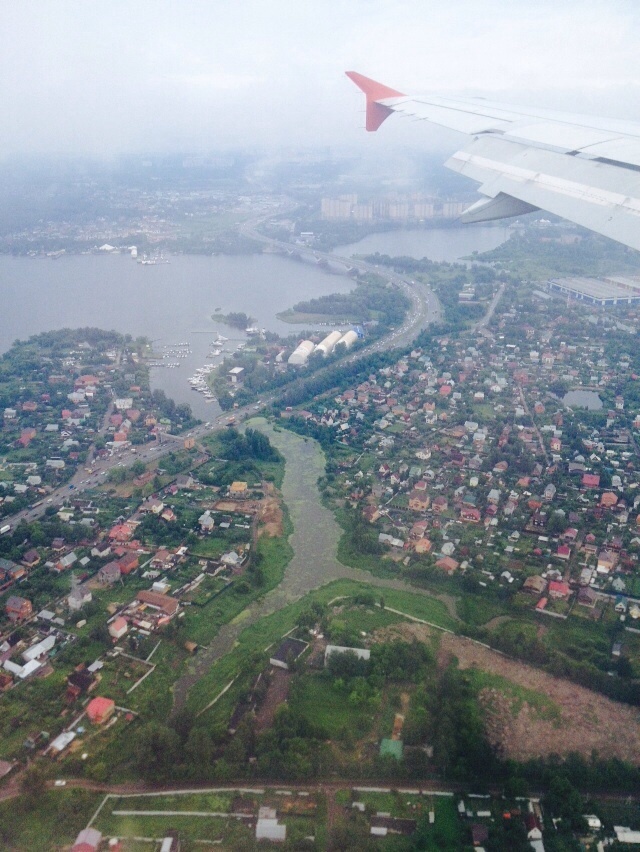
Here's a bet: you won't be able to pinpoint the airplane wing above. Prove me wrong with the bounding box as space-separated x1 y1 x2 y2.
346 71 640 252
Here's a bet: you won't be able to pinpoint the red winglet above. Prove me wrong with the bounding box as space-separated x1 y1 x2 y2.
345 71 404 131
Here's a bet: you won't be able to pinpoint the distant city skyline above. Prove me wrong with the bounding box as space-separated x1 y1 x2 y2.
1 0 638 156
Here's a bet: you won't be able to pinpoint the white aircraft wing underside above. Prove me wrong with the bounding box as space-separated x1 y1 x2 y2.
346 71 640 250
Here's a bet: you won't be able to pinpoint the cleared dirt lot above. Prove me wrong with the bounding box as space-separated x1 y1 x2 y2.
258 484 284 538
377 622 640 763
255 667 291 732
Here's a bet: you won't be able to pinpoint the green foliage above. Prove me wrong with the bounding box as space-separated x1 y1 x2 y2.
218 426 281 462
133 722 181 781
0 790 101 851
291 278 410 327
433 664 500 782
217 311 254 329
20 764 47 802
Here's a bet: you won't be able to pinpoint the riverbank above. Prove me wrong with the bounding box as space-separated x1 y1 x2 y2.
275 309 355 325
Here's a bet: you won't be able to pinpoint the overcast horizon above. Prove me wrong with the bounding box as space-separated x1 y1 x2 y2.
2 0 639 157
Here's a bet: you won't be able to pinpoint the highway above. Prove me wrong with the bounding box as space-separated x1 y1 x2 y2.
240 218 443 353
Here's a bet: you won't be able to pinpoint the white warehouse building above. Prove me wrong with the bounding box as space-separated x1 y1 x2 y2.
315 330 343 357
287 340 315 366
337 329 359 349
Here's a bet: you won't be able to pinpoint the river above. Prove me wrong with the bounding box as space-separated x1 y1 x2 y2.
171 419 459 711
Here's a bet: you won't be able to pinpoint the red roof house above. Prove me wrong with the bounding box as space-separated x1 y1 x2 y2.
108 524 134 542
86 696 116 725
548 580 570 599
582 473 600 488
117 552 139 575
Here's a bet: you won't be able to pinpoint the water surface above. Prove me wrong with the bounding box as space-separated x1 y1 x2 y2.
335 225 510 262
563 390 603 410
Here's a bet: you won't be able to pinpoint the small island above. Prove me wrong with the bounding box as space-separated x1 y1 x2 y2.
214 311 256 330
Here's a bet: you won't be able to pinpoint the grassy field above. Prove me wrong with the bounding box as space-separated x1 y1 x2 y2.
188 578 457 723
457 595 511 626
107 790 234 812
424 796 465 851
335 790 463 851
96 810 253 847
182 515 294 646
327 604 405 636
94 790 320 849
0 789 102 851
377 588 458 631
291 673 376 737
276 309 357 324
188 537 239 559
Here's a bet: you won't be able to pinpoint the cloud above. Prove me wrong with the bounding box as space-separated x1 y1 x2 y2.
0 0 638 154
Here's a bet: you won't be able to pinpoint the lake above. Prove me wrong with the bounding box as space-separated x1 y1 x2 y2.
0 252 355 419
335 224 510 261
0 225 509 418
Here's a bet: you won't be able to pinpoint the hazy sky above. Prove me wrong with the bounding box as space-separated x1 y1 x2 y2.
1 0 639 155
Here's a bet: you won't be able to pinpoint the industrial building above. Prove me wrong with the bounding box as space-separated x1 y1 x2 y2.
337 329 359 348
315 330 342 356
548 276 640 306
287 340 314 366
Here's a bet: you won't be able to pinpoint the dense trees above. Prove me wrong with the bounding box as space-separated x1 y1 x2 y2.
432 665 500 782
217 311 254 329
292 279 410 328
218 427 280 462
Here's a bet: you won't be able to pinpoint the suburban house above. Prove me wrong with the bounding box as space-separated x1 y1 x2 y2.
597 550 618 574
460 507 481 523
198 512 215 533
68 584 92 611
108 616 128 640
117 552 139 575
5 595 32 623
21 549 40 568
408 490 430 512
548 580 570 599
229 481 249 499
270 637 308 670
256 806 286 843
436 556 458 574
135 590 179 622
523 576 546 595
98 562 122 585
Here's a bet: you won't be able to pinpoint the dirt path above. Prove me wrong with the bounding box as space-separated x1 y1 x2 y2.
482 615 512 632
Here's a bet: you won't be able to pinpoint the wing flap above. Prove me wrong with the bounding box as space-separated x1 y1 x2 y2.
346 71 640 249
448 136 640 251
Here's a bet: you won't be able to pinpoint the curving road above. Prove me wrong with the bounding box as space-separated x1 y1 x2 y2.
239 217 442 354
